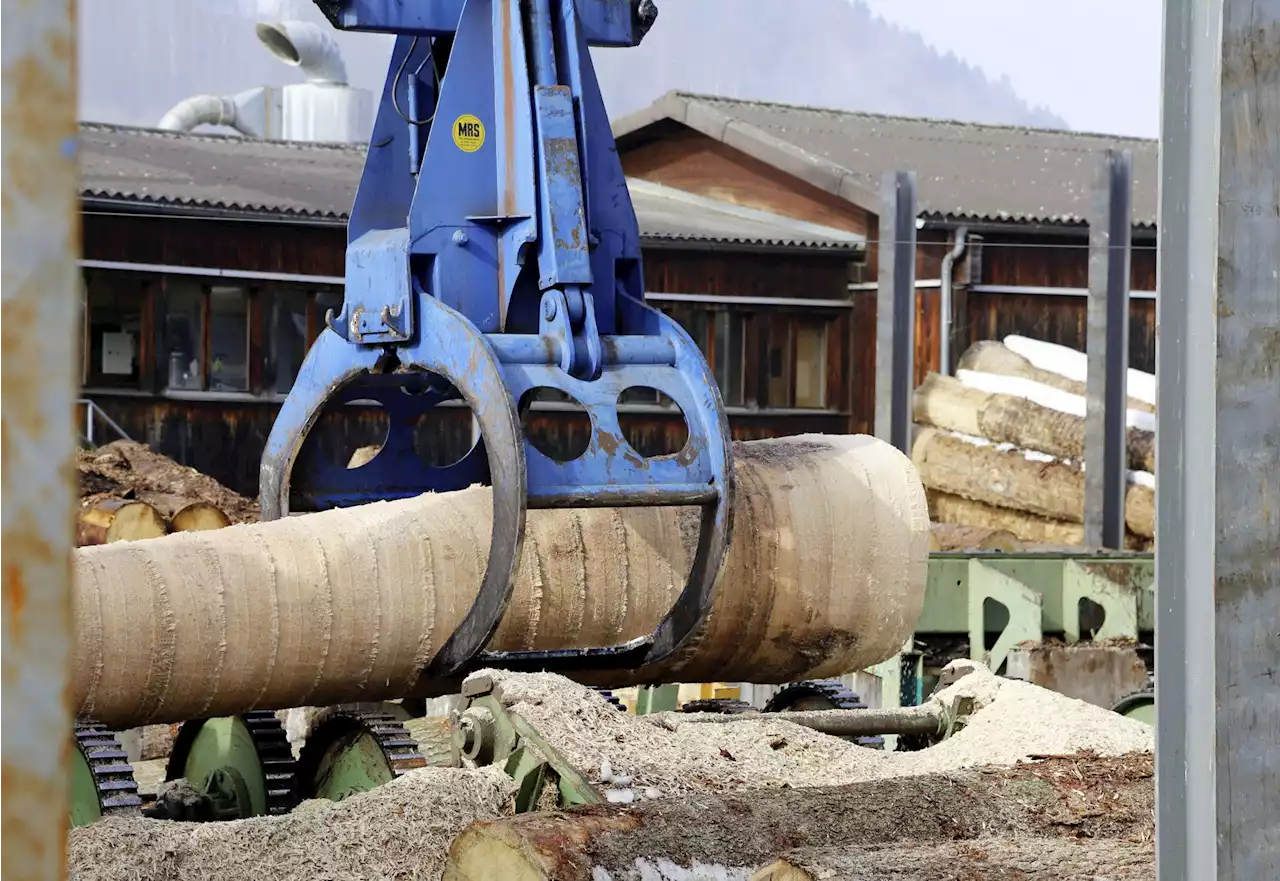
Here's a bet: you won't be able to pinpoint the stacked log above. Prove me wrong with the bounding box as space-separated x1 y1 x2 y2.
76 439 255 544
914 338 1156 550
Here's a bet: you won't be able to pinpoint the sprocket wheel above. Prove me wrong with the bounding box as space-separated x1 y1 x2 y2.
594 688 627 712
167 711 299 819
763 680 885 749
71 721 142 827
679 698 756 715
296 706 428 803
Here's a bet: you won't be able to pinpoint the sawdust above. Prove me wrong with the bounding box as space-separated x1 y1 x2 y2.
77 440 259 523
68 767 516 881
486 670 886 796
481 662 1152 798
886 663 1154 776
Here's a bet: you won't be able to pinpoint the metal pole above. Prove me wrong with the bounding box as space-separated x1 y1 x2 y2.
1157 1 1280 879
1084 149 1132 550
874 171 917 454
2 0 80 877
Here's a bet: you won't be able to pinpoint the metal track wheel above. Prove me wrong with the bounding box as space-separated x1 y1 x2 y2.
1111 688 1155 725
296 707 428 803
764 680 885 749
71 721 142 827
679 698 756 714
166 711 298 819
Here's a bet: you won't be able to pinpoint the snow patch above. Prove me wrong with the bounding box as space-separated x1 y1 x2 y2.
943 430 1155 488
1003 335 1157 405
956 369 1156 433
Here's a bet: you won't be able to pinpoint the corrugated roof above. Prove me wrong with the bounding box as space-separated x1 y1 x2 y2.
613 92 1159 227
77 123 862 250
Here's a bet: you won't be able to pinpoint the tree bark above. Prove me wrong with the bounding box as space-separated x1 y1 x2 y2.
914 372 1156 472
911 429 1154 538
752 839 1155 881
442 775 1004 881
76 498 168 546
73 435 931 729
928 491 1153 551
930 523 1025 552
958 341 1156 414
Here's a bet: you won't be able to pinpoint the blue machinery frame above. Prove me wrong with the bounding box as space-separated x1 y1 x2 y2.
260 0 735 687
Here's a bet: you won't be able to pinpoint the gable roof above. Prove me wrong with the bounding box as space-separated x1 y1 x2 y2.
613 91 1159 228
77 122 863 252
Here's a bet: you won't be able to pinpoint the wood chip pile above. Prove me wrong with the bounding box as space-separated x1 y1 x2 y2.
914 336 1157 552
76 440 257 545
69 664 1155 881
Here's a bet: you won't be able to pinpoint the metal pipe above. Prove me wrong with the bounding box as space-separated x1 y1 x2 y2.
527 0 559 86
938 226 968 375
2 0 79 873
157 94 242 133
685 705 947 738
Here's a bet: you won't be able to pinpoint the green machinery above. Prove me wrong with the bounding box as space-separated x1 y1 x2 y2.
67 551 1158 825
904 551 1155 721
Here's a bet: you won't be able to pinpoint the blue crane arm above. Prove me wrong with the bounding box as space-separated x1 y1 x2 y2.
312 0 657 46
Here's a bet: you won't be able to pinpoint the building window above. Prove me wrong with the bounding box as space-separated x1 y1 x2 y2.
793 320 828 409
84 271 146 389
209 285 249 391
265 286 310 394
165 279 204 390
654 306 745 407
767 321 792 406
712 311 745 407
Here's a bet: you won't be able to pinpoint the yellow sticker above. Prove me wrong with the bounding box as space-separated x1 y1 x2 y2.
452 114 486 153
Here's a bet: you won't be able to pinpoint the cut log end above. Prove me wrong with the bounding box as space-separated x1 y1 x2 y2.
444 815 644 881
76 498 168 546
168 502 232 533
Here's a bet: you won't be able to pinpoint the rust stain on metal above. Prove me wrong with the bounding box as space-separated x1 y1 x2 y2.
595 427 622 456
0 36 74 224
4 566 27 640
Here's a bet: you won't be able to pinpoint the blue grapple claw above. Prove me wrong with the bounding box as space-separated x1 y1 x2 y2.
260 0 733 686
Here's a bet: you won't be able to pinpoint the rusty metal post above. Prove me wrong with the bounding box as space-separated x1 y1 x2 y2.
2 0 80 878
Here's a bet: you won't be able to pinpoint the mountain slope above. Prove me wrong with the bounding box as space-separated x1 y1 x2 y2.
78 0 1065 133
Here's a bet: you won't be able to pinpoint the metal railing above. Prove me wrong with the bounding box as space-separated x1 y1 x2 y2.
77 398 131 447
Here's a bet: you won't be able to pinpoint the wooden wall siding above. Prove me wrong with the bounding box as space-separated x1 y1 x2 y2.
83 213 346 276
976 233 1159 291
92 395 847 499
620 127 873 235
961 292 1157 373
642 249 852 300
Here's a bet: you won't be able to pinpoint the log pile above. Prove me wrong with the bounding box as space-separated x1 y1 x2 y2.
914 337 1156 551
76 440 257 545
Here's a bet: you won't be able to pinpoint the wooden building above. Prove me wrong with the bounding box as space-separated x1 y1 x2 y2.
614 91 1160 401
77 122 864 495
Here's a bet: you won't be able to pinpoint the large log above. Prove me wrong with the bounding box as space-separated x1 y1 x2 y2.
442 776 1002 881
914 372 1156 472
443 758 1156 881
928 491 1149 551
73 434 931 728
752 839 1155 881
958 341 1156 414
911 428 1154 537
76 498 168 546
930 522 1024 552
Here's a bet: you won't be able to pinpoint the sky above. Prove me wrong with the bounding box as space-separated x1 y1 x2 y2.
861 0 1164 137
